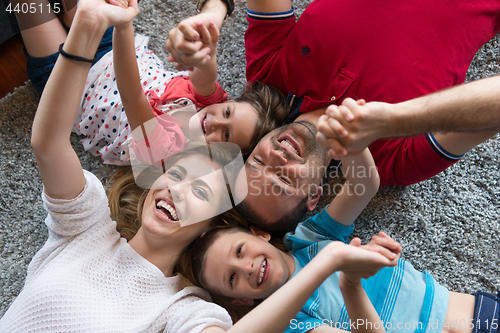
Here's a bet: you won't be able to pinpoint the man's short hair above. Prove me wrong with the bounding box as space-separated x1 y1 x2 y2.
235 195 309 238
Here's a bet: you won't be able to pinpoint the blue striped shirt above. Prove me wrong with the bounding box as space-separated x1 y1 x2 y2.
284 207 449 333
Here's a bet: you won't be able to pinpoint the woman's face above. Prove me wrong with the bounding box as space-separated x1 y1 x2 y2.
141 154 231 244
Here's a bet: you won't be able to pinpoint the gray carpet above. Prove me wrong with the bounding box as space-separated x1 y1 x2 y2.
1 0 499 318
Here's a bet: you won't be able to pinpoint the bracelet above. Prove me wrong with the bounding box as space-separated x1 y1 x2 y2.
58 43 97 63
197 0 234 20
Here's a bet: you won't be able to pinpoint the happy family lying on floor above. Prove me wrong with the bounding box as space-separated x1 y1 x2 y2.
1 0 500 331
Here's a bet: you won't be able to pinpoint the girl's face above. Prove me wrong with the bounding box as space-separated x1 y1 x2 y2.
141 154 231 244
189 101 259 151
202 228 295 302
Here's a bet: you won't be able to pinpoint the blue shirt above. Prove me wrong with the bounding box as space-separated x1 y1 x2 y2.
283 207 449 333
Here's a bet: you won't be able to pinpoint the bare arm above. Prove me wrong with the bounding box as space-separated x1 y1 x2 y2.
304 278 386 333
247 0 291 13
188 21 220 97
31 0 139 199
392 75 500 134
31 19 96 199
113 18 219 133
339 234 402 333
325 148 380 226
317 76 500 158
112 20 155 132
335 274 385 333
307 235 401 333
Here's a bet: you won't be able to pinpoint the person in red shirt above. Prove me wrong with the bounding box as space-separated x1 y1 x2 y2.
170 0 500 184
168 0 500 231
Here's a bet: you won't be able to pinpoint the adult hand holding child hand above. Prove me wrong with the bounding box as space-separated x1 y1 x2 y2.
191 20 221 68
76 0 138 30
167 12 224 71
316 98 393 160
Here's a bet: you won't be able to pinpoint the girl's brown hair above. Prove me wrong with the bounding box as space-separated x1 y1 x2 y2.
235 81 288 157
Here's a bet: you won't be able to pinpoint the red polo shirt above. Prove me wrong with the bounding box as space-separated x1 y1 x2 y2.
245 0 500 185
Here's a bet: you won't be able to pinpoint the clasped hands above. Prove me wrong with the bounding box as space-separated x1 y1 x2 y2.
316 98 393 160
166 13 222 71
322 231 402 287
73 0 138 30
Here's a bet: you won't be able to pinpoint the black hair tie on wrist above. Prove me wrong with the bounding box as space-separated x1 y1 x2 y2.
58 43 97 63
197 0 234 20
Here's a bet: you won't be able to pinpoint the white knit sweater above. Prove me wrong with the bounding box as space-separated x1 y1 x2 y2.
0 170 231 333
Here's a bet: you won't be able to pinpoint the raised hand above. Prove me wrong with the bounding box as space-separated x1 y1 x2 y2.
363 231 402 259
166 12 223 71
341 232 401 284
106 0 129 9
76 0 139 30
316 98 392 159
317 238 400 283
336 236 396 333
195 20 220 67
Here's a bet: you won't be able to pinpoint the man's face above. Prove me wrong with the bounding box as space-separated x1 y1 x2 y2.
235 121 328 224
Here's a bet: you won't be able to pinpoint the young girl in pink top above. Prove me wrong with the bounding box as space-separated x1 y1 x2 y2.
21 0 287 165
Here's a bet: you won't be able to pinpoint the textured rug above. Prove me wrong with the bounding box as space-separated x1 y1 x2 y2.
1 0 499 318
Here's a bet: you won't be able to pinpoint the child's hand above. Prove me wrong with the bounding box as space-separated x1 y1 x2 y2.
106 0 129 9
166 12 221 71
363 231 402 260
77 0 138 29
318 237 400 284
339 233 401 285
194 21 220 66
168 20 219 70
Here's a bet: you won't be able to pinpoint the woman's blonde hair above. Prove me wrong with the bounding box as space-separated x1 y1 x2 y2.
107 166 148 241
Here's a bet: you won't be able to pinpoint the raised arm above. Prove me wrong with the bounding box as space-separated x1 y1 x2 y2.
30 0 138 200
112 18 155 131
387 75 500 134
317 75 500 158
166 0 229 71
335 234 401 333
324 147 380 226
335 275 385 333
188 21 220 97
